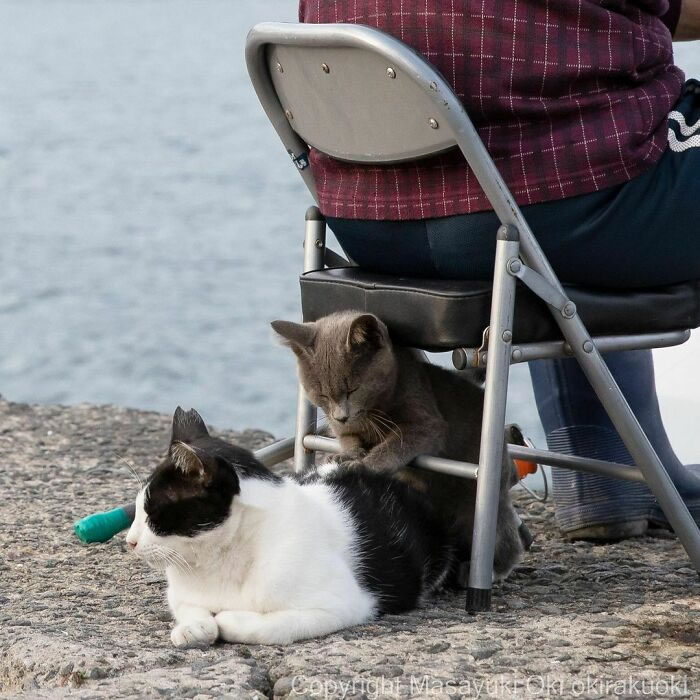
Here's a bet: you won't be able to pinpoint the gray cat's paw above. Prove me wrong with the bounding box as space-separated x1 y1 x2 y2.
327 449 367 468
171 619 218 648
336 459 366 470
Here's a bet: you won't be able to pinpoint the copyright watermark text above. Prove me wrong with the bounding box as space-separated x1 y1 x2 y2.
289 673 689 698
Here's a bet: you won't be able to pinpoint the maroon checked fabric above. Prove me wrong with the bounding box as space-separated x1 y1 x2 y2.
298 0 685 220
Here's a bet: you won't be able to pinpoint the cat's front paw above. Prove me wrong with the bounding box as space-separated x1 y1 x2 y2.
170 618 218 649
215 610 266 645
325 449 367 471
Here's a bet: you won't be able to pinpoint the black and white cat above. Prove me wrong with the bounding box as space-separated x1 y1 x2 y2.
126 407 454 647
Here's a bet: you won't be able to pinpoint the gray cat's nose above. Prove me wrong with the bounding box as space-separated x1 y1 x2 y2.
331 401 350 424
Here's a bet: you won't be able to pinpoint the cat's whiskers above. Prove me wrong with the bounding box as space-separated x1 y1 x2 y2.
382 419 404 446
368 411 404 447
369 409 393 427
160 550 187 575
363 414 386 446
142 545 168 571
111 451 144 489
141 542 191 576
367 418 383 443
188 543 199 568
160 547 194 576
380 418 403 446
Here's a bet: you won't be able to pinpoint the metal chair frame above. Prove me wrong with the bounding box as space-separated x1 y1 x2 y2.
245 22 700 611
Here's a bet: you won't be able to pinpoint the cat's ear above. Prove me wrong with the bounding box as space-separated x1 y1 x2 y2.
346 314 387 350
171 407 210 444
169 441 206 478
271 320 316 356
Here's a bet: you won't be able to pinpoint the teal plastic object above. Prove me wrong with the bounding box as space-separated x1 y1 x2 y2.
73 504 136 543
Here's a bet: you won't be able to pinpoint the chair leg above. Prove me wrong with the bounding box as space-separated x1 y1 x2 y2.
293 206 326 473
293 387 317 473
467 226 520 612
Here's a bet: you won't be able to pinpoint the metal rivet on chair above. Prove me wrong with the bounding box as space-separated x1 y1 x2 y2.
276 62 284 73
321 63 330 73
562 301 577 318
582 340 594 353
429 118 439 129
284 109 293 120
386 67 396 79
508 259 522 274
512 348 523 362
502 330 512 343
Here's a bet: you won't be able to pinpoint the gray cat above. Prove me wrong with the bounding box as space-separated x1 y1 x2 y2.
272 311 525 581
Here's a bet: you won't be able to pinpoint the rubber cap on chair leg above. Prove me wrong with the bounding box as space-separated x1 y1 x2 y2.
466 587 492 613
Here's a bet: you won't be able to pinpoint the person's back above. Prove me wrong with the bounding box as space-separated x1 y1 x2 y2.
300 0 683 219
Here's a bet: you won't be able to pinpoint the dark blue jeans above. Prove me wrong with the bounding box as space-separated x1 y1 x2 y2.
327 82 700 531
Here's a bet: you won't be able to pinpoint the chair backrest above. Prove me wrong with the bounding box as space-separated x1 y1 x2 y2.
266 43 456 163
246 23 508 221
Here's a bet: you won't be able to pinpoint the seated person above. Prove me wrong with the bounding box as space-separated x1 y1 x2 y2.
299 0 700 538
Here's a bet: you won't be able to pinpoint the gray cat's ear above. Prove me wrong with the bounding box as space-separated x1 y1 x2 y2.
171 406 210 444
271 320 316 356
346 314 387 350
169 441 206 478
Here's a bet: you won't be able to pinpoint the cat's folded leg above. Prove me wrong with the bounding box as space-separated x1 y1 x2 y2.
362 420 444 475
324 447 367 471
215 608 348 645
170 604 218 649
323 435 367 470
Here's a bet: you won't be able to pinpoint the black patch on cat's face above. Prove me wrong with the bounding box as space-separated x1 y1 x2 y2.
144 407 280 537
145 452 238 537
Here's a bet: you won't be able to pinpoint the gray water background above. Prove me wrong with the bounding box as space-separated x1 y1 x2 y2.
1 1 698 457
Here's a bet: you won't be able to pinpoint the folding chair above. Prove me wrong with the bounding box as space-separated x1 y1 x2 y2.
245 22 700 612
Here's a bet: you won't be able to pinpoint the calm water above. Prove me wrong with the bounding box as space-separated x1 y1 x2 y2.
1 1 698 465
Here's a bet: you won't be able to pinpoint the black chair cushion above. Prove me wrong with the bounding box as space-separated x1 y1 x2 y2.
300 268 700 351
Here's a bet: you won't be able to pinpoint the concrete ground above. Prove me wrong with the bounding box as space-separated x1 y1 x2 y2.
1 398 698 699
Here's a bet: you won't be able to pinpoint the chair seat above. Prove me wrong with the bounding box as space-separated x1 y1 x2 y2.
300 268 700 350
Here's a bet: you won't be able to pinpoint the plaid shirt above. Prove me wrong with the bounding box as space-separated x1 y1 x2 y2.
299 0 684 219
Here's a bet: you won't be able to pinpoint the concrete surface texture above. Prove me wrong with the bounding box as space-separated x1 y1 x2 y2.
0 398 698 699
